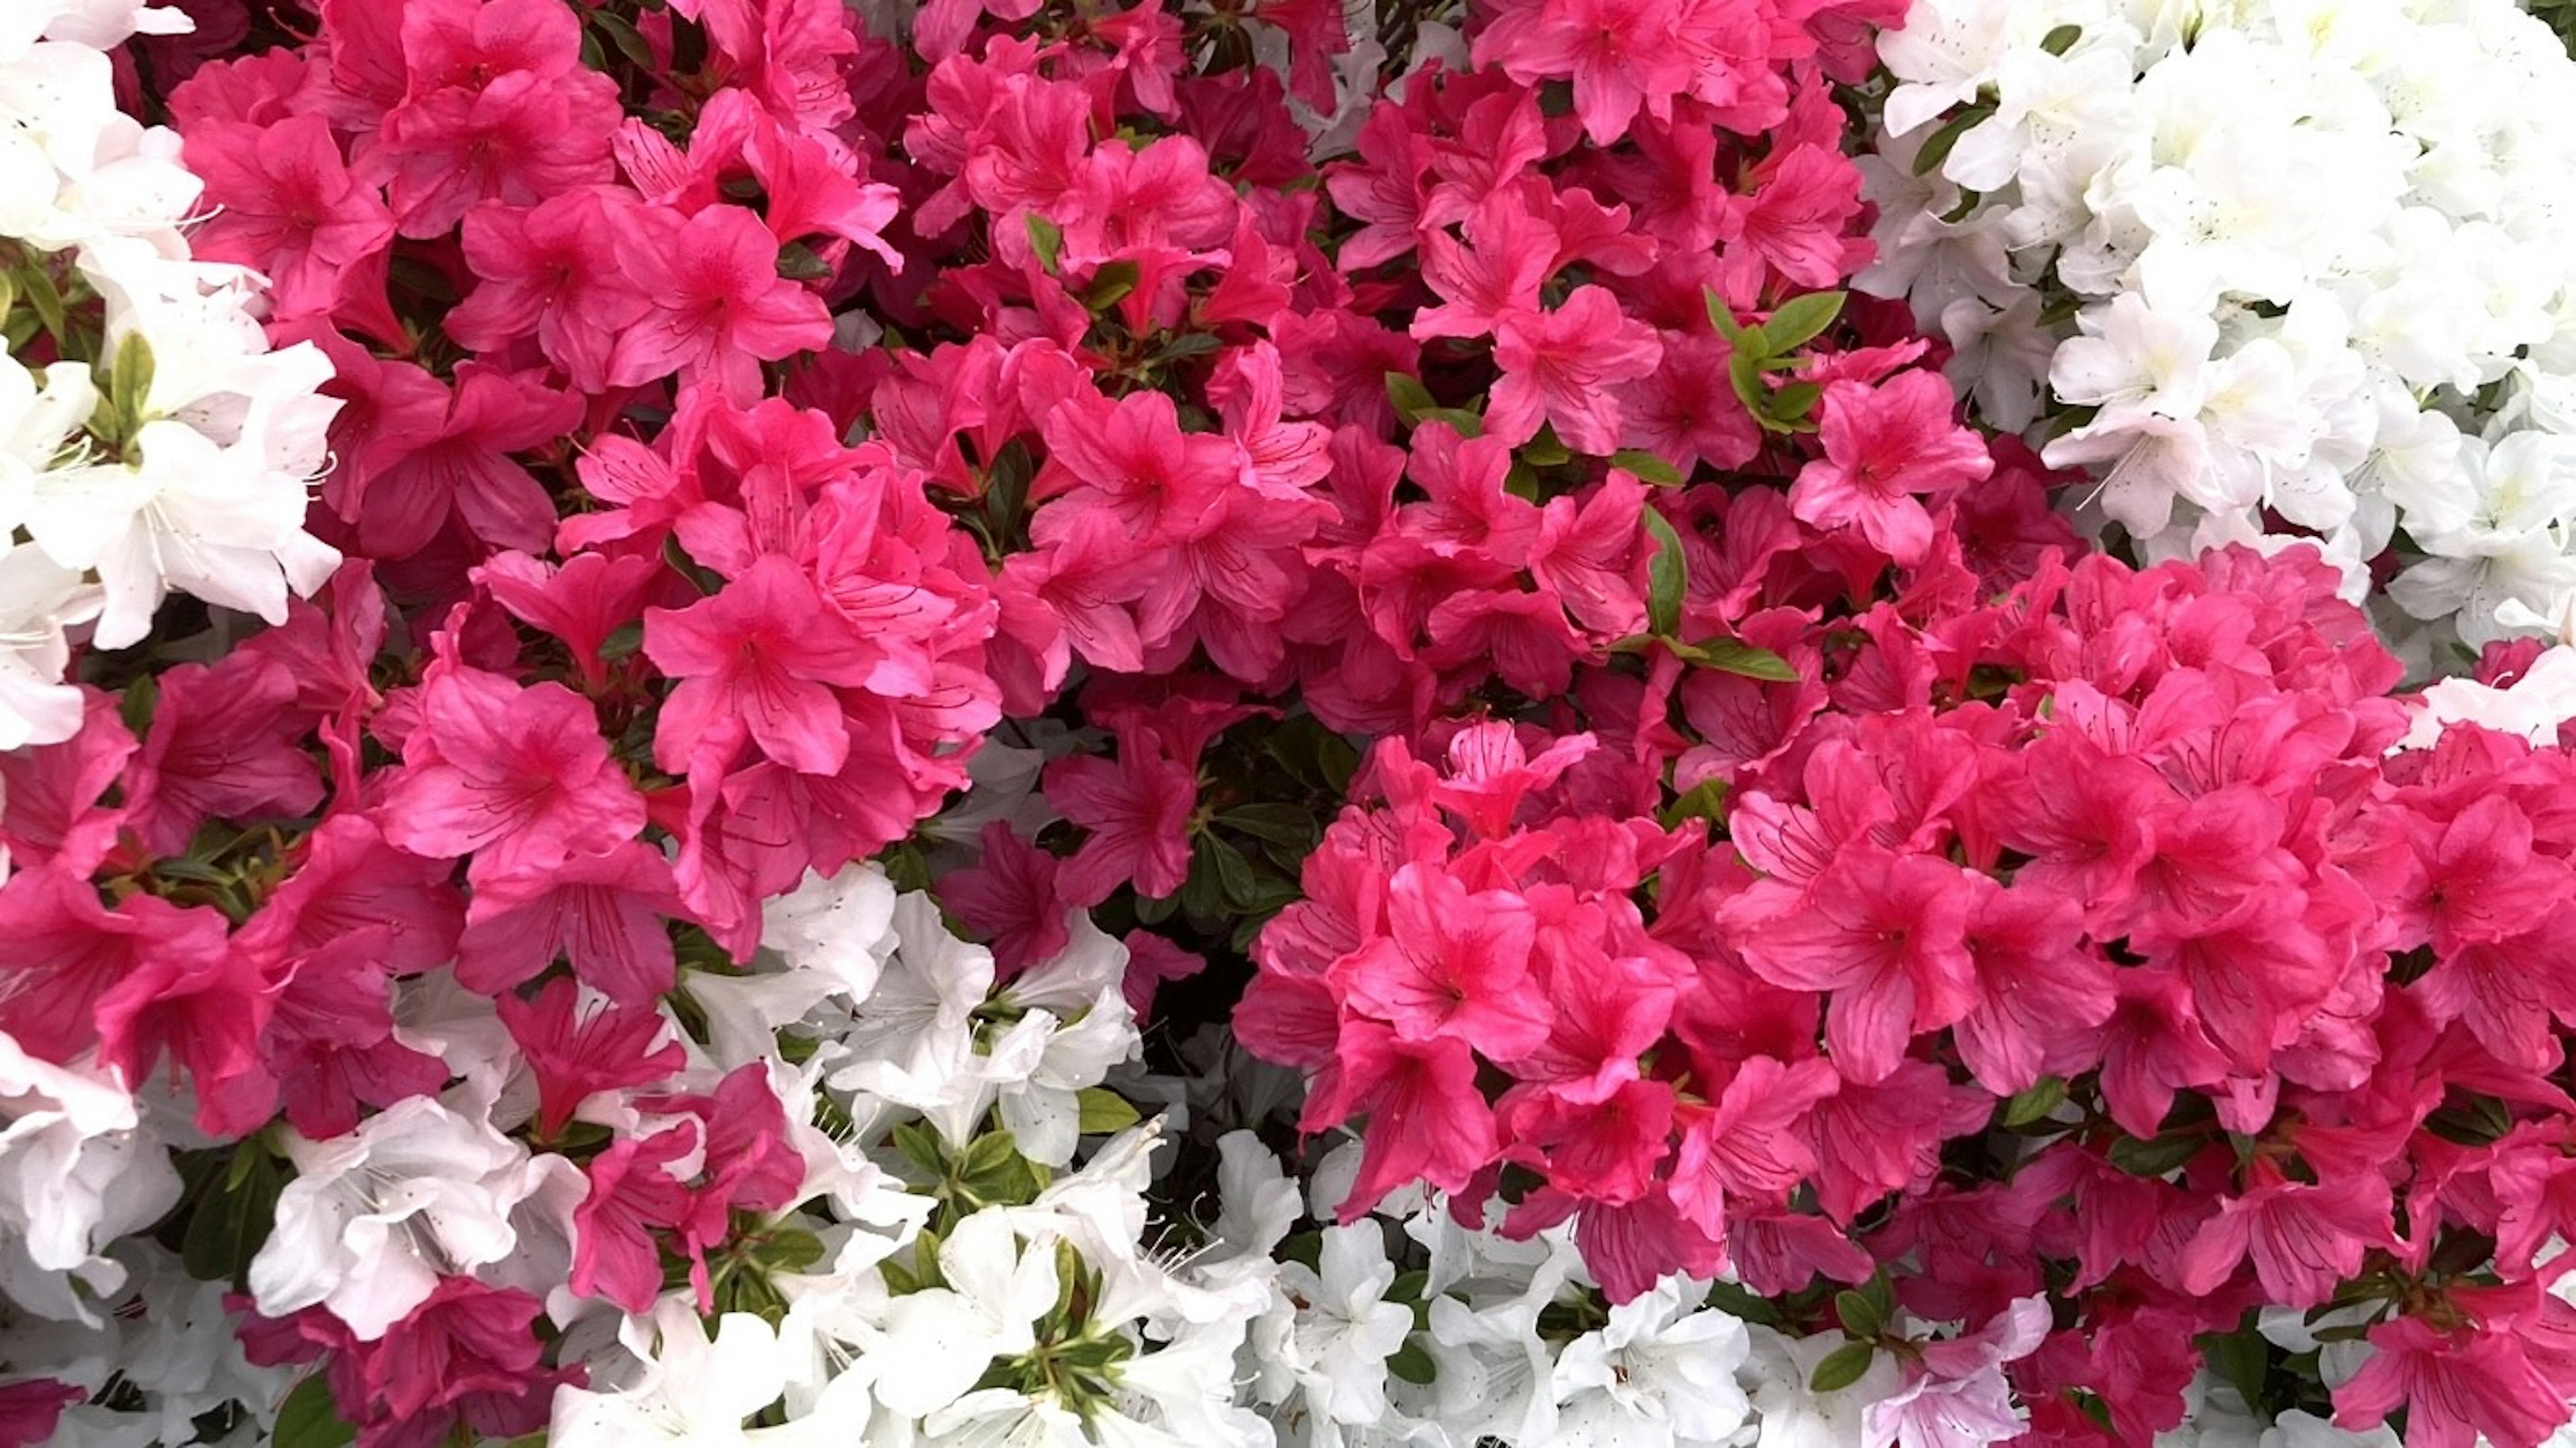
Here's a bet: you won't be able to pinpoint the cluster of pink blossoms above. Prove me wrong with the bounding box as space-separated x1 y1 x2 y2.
1248 542 2576 1446
5 0 2576 1445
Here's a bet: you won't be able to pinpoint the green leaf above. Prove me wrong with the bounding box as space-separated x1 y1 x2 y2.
1414 406 1484 438
1703 289 1747 345
1766 380 1824 431
1702 1278 1784 1326
1385 371 1436 425
1609 449 1685 486
591 7 657 66
2108 1130 2206 1179
2001 1076 2068 1128
119 673 158 738
1809 1341 1878 1394
2039 23 2082 54
1204 833 1263 907
181 1140 281 1286
1642 508 1686 639
775 241 833 281
1519 427 1571 467
2195 1329 2268 1412
274 1374 355 1448
1024 213 1064 274
1762 292 1846 354
1726 350 1770 419
763 1229 828 1274
1833 1289 1883 1341
1387 1339 1438 1385
109 331 157 427
1081 260 1140 313
892 1120 947 1178
18 264 67 347
1216 803 1318 848
1659 777 1731 830
1667 637 1797 681
1075 1088 1142 1136
1912 102 1996 176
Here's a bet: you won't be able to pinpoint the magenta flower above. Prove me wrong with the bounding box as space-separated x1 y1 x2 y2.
378 665 646 883
643 555 881 777
1486 285 1664 456
1046 732 1199 907
607 204 835 402
1790 370 1994 565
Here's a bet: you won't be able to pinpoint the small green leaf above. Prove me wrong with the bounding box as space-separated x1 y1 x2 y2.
1659 777 1731 830
1810 1341 1878 1394
1078 1088 1142 1135
1703 289 1747 345
1912 102 1996 176
1766 381 1824 431
1385 371 1436 425
591 7 657 66
1415 406 1484 437
2195 1329 2268 1412
1215 803 1318 848
1727 350 1770 418
1024 214 1064 274
763 1229 828 1274
2108 1131 2206 1179
1833 1289 1883 1341
1609 449 1685 486
182 1140 281 1286
1387 1339 1438 1385
274 1374 355 1448
110 331 158 423
1668 637 1798 681
2039 23 2082 54
2001 1076 2068 1129
775 241 833 281
1520 427 1572 467
1204 833 1263 908
1642 508 1686 639
1762 292 1846 354
1081 260 1140 313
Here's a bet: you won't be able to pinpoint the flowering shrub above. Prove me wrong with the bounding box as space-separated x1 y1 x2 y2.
0 0 338 755
1249 541 2576 1448
1858 0 2576 671
8 0 2576 1446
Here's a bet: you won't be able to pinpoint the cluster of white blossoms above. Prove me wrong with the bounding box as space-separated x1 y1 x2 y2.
1858 0 2576 674
0 0 338 753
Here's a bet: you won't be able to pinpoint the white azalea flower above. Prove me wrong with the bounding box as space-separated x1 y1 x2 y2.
553 1301 802 1447
1550 1275 1754 1448
1743 1326 1902 1448
0 1034 178 1324
871 1208 1061 1421
247 1095 539 1339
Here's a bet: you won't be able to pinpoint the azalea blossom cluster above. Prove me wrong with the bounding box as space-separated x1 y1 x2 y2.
0 0 339 755
1857 0 2576 673
0 0 2034 1442
16 0 2576 1445
1249 541 2576 1448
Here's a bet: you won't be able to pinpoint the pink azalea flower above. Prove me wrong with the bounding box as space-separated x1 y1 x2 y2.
1731 849 1978 1086
1046 732 1199 907
498 977 688 1142
1485 285 1664 456
1333 864 1553 1062
643 555 882 777
1789 370 1994 566
607 204 835 402
572 1127 694 1313
379 665 646 883
454 844 689 1005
